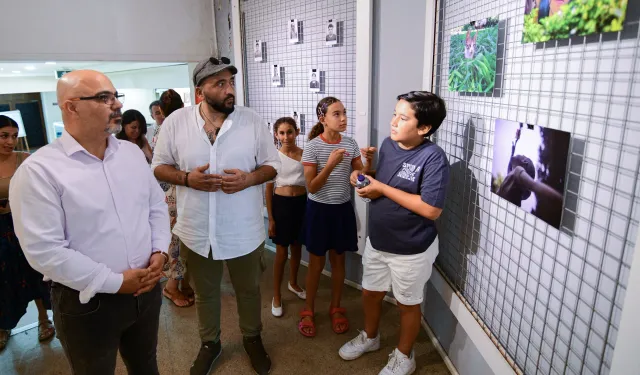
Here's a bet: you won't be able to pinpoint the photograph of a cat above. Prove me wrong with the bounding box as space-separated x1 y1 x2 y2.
464 30 477 59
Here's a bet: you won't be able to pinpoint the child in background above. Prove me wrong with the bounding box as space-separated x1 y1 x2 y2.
298 97 374 337
339 91 449 375
266 117 307 318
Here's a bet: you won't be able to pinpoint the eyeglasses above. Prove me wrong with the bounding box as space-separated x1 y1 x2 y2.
193 57 231 85
69 92 125 105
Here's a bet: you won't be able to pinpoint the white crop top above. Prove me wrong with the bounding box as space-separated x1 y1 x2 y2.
274 152 306 187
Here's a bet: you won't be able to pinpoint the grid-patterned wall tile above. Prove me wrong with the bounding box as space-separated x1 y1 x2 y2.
432 0 640 374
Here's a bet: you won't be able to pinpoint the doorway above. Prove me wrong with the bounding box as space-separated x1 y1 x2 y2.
16 101 47 149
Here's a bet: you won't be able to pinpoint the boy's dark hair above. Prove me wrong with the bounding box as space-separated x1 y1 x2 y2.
149 100 161 114
396 91 446 137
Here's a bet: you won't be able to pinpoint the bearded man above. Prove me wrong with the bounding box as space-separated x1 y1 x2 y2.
151 57 280 375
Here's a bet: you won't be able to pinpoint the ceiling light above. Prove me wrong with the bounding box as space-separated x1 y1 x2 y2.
45 62 56 65
12 71 21 74
24 66 36 71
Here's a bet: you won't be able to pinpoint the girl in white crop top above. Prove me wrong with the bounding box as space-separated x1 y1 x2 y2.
265 117 308 317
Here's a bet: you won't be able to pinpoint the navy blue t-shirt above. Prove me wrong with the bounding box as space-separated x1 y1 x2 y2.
368 137 450 255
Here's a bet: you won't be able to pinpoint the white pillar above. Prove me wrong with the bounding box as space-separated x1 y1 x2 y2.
354 0 373 255
231 0 245 106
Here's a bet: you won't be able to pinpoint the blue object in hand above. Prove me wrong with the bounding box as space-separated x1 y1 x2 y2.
356 174 371 203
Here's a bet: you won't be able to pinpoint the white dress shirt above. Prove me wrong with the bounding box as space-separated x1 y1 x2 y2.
9 131 171 303
151 104 280 260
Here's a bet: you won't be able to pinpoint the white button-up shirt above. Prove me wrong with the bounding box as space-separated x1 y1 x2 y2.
9 132 171 303
151 104 280 260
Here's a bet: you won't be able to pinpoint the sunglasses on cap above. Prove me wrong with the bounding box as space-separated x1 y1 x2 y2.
193 57 232 85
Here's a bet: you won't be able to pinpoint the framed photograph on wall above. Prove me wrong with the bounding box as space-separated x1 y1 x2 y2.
254 40 262 62
271 65 281 86
326 19 338 46
490 119 571 229
448 17 499 93
288 19 299 44
309 68 320 92
522 0 628 43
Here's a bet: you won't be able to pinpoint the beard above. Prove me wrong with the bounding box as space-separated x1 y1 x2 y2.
106 123 122 135
204 94 235 115
105 111 123 135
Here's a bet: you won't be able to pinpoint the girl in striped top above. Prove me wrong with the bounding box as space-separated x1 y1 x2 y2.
298 96 371 337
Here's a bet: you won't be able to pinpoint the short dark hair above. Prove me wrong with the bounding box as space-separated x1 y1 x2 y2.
159 89 184 118
396 91 446 137
149 100 161 113
0 115 19 130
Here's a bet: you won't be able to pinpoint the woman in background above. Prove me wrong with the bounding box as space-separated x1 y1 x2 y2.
155 89 194 307
116 109 153 163
0 115 55 351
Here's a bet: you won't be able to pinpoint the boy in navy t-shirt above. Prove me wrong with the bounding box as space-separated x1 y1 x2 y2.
339 91 449 375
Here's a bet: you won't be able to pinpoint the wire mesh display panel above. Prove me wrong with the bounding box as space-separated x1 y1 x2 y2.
240 0 356 149
432 0 640 374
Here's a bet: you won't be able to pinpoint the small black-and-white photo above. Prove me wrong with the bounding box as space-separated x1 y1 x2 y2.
271 65 281 86
309 68 320 92
326 19 337 46
289 19 299 44
291 111 299 124
254 40 262 62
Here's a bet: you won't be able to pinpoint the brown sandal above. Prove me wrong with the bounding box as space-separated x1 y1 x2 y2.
38 320 55 342
181 286 196 303
163 288 194 307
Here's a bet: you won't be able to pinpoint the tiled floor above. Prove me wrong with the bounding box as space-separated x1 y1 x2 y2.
0 251 450 375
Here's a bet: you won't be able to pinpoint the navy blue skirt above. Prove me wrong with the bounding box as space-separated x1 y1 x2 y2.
304 199 358 256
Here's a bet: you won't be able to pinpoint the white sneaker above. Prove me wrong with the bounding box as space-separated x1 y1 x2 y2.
288 282 307 300
378 348 416 375
338 330 380 360
271 298 283 317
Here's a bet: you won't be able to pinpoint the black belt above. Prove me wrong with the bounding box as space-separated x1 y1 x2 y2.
50 281 78 293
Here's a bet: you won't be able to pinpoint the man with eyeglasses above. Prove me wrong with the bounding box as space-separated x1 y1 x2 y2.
9 70 171 375
152 57 280 375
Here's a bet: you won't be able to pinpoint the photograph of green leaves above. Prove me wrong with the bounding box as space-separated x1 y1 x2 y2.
523 0 628 43
448 17 499 93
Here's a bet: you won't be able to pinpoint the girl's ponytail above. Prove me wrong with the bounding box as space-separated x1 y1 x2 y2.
308 121 324 140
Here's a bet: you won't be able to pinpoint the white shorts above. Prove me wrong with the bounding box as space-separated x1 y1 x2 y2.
361 237 438 306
